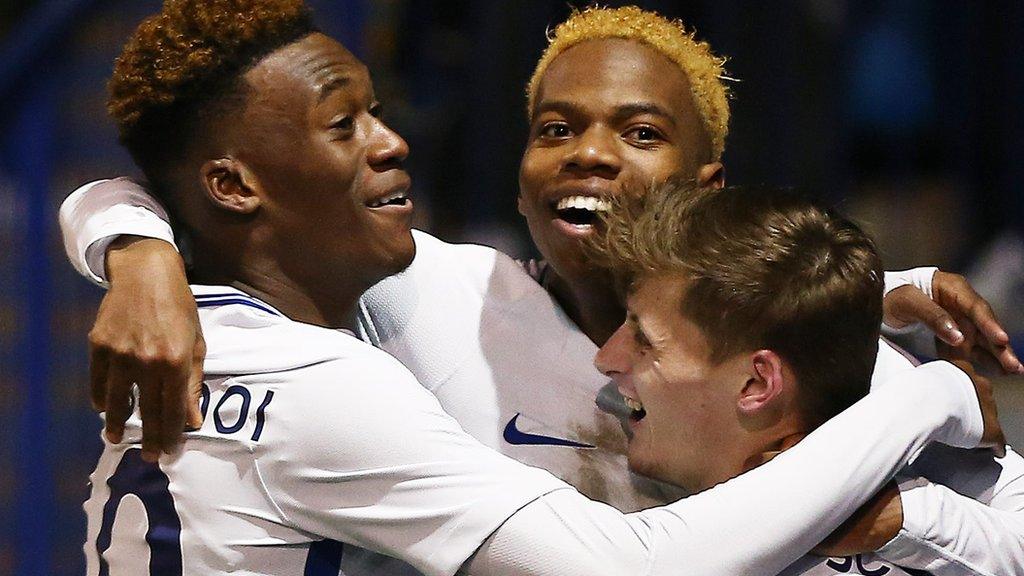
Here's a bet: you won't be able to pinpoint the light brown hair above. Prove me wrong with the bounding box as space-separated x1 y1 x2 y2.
597 181 884 426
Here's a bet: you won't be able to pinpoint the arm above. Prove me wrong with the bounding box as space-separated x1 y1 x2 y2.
466 361 991 576
59 178 201 460
883 268 1022 374
58 177 177 285
875 445 1024 575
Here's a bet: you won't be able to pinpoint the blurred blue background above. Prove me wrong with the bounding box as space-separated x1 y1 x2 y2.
1 1 1022 574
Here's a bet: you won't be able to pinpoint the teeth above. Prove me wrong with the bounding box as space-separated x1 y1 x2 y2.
368 191 407 208
556 195 610 213
623 396 644 413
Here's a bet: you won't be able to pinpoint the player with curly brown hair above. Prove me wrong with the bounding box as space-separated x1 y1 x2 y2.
78 2 1004 576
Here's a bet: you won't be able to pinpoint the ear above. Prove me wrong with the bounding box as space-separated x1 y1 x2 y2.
200 158 261 214
737 350 787 415
696 162 725 189
517 192 527 216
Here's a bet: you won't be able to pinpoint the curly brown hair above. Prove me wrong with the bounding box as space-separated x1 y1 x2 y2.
527 6 731 162
109 0 315 174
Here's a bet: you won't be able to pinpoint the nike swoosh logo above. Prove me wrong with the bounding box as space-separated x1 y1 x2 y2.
503 413 595 448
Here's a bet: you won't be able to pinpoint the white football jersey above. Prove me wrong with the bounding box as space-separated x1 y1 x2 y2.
64 182 1024 575
358 230 687 510
82 286 568 576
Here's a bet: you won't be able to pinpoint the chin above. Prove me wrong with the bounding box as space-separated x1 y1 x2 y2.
384 234 417 274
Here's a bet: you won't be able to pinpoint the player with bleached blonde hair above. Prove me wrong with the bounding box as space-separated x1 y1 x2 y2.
65 4 1021 575
527 5 730 162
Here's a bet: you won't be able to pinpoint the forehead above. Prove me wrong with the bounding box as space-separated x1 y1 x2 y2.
629 274 714 355
628 275 686 322
537 38 696 119
244 32 369 107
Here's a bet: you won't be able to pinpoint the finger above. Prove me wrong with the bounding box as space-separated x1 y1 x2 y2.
994 438 1007 459
89 344 111 412
186 335 206 431
973 326 1022 374
955 284 1012 346
103 361 134 444
939 279 1021 373
911 291 965 346
159 366 189 454
137 375 164 463
964 301 1021 373
971 346 1006 376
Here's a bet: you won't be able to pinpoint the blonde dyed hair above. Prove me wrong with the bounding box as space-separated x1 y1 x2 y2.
595 181 884 427
527 6 731 161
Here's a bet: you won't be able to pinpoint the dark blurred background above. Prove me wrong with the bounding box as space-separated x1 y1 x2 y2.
1 1 1022 574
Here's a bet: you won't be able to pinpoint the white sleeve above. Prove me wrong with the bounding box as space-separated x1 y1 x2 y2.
467 361 984 576
58 177 176 286
252 355 570 576
876 446 1024 575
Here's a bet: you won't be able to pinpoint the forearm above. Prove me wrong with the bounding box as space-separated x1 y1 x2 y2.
58 177 175 285
874 443 1024 576
879 476 1024 575
468 362 983 576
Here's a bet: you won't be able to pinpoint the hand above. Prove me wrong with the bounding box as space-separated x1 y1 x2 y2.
89 236 205 461
948 359 1006 457
812 481 903 557
883 271 1022 375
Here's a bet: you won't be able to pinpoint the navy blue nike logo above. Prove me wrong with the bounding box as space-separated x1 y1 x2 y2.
503 413 595 448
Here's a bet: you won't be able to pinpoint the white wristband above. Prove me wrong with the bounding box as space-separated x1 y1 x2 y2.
884 267 939 299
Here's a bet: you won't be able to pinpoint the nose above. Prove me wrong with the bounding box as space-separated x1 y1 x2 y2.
367 118 409 170
564 126 621 179
594 322 634 379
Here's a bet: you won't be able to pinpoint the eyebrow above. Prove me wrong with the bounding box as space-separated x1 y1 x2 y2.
611 102 677 128
533 99 676 127
317 76 351 103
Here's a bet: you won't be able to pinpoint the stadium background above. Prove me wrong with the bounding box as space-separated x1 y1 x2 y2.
1 1 1021 574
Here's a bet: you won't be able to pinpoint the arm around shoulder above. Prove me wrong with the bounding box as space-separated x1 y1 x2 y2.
58 177 176 285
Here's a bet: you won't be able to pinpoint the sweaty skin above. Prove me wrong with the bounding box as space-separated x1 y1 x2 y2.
82 36 1019 461
518 38 721 345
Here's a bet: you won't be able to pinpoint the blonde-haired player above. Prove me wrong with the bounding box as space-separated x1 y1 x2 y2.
64 5 1021 575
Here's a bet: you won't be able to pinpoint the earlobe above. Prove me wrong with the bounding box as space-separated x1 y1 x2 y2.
516 193 526 216
200 158 261 214
696 162 725 189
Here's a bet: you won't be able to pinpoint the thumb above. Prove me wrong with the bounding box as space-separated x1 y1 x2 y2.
887 287 965 346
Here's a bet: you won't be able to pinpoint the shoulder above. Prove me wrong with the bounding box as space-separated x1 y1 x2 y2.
193 285 368 376
410 229 501 272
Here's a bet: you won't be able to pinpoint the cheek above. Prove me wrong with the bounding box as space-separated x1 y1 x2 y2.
518 149 551 198
626 149 689 184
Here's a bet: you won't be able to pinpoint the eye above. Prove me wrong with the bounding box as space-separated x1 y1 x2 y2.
330 116 355 131
539 122 573 139
369 103 384 119
632 326 652 353
624 125 664 145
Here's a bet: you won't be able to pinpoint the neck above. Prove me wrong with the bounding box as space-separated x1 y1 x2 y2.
191 249 364 331
546 269 624 346
732 428 809 488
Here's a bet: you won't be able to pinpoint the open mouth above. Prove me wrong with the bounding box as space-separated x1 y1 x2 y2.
623 395 646 422
367 190 410 208
553 195 610 226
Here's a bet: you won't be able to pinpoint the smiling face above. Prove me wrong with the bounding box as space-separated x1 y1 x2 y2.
236 33 414 290
593 275 752 492
518 38 717 282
